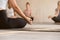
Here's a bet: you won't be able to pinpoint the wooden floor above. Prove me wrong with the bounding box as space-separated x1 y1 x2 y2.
0 23 60 32
24 24 60 32
0 24 60 40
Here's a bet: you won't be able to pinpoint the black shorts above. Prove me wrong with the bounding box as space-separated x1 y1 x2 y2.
0 10 27 29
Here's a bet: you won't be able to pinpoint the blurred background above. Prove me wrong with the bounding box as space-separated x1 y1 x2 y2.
16 0 60 24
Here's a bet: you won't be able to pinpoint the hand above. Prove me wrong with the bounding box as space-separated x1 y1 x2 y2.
26 17 32 25
48 16 52 19
10 16 17 18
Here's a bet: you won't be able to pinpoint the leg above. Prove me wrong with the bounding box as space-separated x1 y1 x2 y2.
0 10 10 29
0 10 27 29
24 13 34 21
30 17 34 21
24 11 34 21
52 17 60 22
8 18 27 28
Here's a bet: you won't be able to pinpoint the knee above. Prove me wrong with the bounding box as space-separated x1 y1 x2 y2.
17 18 27 28
21 20 27 28
52 17 58 22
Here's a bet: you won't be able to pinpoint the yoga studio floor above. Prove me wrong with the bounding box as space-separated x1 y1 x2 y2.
0 23 60 40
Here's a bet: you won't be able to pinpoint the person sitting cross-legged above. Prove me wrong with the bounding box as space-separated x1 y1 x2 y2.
48 1 60 23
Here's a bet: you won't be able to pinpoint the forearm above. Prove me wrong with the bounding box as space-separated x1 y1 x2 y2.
13 6 27 19
50 14 58 18
54 14 58 17
9 0 33 24
51 13 58 18
9 0 27 20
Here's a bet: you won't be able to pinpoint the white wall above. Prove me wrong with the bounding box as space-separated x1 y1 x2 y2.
16 0 59 23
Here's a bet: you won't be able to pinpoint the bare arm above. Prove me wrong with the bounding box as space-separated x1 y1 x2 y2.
48 9 59 19
54 9 59 17
8 0 32 24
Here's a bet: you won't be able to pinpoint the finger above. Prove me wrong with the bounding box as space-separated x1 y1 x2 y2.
28 20 32 25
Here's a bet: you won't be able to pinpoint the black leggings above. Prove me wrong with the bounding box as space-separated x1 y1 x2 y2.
0 10 27 29
52 17 60 22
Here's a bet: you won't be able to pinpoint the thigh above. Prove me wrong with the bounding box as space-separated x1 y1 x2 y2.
8 18 27 28
0 10 8 22
0 10 10 29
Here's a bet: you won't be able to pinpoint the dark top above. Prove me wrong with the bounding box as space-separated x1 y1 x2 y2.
55 9 60 19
